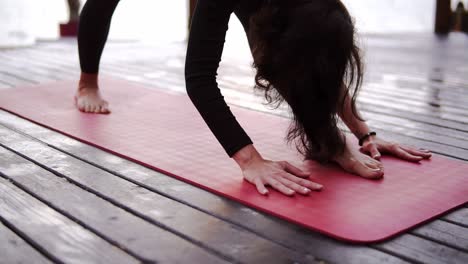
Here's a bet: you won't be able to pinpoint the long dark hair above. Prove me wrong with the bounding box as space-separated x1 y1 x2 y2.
250 0 363 162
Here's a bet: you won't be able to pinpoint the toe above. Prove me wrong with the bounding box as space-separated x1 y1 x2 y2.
85 104 92 113
355 160 384 179
98 101 109 114
100 101 110 114
77 100 86 112
98 105 107 114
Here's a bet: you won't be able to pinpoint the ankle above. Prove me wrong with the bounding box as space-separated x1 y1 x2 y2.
79 72 99 91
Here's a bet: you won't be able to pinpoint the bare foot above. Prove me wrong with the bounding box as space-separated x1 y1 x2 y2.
333 141 384 179
75 73 110 114
75 88 110 114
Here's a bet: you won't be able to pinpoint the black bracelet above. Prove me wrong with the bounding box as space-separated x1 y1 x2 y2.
359 131 377 146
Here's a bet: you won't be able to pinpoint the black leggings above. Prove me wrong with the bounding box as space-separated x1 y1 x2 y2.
78 0 120 74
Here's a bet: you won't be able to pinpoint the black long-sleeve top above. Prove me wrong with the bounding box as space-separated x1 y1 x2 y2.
185 0 263 157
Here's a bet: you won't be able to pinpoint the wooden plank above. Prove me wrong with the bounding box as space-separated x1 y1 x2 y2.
0 128 314 263
0 71 35 87
0 178 139 264
364 120 468 150
1 37 467 263
358 104 468 133
358 96 468 124
7 120 467 264
376 235 468 264
413 220 468 252
29 129 466 263
0 148 234 264
0 62 54 84
208 86 468 155
0 221 52 264
364 83 468 109
360 90 468 117
443 208 468 227
0 54 75 82
0 81 13 89
212 96 468 159
0 115 407 264
369 73 468 94
366 129 468 161
362 112 468 142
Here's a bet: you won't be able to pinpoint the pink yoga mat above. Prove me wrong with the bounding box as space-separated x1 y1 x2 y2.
1 79 467 243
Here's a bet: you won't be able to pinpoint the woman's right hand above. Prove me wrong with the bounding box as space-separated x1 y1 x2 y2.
233 145 323 196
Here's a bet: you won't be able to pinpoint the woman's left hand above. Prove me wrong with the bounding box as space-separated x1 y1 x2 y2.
361 136 432 162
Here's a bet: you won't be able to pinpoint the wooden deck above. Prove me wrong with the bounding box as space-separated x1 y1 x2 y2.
0 33 467 264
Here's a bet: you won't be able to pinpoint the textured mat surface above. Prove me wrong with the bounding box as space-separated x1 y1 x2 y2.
1 79 467 243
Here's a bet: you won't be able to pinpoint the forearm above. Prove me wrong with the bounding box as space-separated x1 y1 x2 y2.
185 0 253 157
338 91 371 139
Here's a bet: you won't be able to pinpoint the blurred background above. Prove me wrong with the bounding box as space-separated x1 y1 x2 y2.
0 0 467 48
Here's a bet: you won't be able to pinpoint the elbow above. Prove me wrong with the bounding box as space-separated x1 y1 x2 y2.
184 72 217 105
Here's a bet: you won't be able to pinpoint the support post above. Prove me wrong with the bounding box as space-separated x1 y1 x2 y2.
435 0 452 34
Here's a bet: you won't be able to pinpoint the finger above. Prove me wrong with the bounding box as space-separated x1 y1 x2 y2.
419 148 432 153
355 149 382 168
266 177 295 196
364 155 382 166
364 161 380 170
276 176 311 195
347 159 384 179
400 146 432 159
362 142 381 160
369 145 381 160
392 146 424 162
254 177 269 195
282 173 323 191
282 162 309 178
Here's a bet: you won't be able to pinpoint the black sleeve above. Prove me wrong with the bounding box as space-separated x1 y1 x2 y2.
185 0 253 157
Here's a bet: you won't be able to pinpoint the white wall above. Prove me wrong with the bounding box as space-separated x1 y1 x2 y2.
1 0 467 47
0 0 188 47
107 0 188 43
341 0 437 33
0 0 67 47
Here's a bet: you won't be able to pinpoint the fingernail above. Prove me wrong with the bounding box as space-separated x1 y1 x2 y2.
314 184 323 189
303 187 311 193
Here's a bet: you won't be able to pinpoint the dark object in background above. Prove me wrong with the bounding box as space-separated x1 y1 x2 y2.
450 1 468 33
464 12 468 32
435 0 452 34
189 0 197 29
452 2 465 31
60 0 81 37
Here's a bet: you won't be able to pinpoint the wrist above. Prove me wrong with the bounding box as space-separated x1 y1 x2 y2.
358 131 377 146
232 144 263 170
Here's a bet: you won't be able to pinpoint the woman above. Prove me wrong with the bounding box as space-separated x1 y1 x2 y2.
185 0 432 196
75 0 120 113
